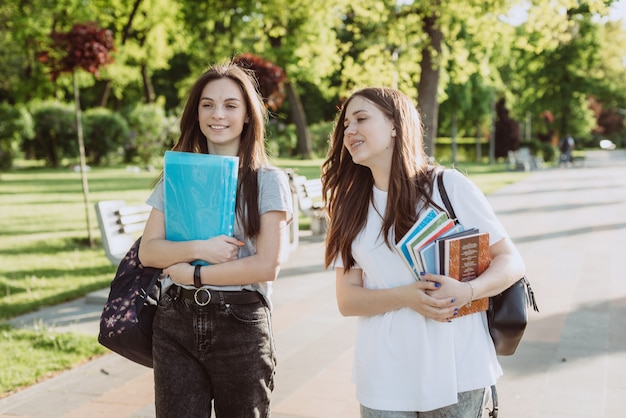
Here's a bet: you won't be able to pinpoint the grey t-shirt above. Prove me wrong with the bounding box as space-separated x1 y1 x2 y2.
146 165 293 308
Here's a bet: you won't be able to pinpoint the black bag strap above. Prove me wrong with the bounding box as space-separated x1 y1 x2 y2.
436 170 459 224
488 385 499 417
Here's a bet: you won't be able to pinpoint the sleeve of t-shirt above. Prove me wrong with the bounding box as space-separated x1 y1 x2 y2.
146 178 164 212
259 167 294 223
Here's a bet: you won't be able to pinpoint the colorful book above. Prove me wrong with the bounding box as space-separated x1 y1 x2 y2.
409 216 456 272
394 208 439 279
163 151 239 264
435 228 479 274
418 224 466 274
441 230 490 316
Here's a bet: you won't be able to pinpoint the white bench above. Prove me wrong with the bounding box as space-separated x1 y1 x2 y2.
95 200 151 266
290 175 326 235
507 147 544 171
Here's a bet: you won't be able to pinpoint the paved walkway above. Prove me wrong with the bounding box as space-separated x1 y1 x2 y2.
2 150 625 418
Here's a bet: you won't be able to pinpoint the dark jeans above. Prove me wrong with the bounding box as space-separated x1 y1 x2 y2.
153 288 276 418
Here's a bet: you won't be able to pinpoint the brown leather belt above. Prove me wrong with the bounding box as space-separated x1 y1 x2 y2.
175 286 262 307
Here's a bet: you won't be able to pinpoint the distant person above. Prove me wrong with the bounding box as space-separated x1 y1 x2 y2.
559 134 575 166
321 87 526 417
139 63 293 417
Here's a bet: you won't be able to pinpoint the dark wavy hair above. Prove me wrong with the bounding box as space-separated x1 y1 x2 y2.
171 62 269 238
321 87 441 271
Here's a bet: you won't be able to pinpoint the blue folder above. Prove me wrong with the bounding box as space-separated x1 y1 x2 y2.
163 151 239 247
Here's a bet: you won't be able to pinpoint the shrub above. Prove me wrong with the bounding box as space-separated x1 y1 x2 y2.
83 108 130 165
24 101 76 167
0 103 34 171
126 103 170 165
308 121 334 158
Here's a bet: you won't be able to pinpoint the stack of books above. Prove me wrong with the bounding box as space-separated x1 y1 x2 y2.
395 208 490 316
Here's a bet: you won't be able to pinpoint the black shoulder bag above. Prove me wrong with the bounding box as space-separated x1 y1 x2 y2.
98 237 162 368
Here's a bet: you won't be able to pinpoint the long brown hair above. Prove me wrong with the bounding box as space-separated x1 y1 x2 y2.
321 87 441 271
172 62 269 238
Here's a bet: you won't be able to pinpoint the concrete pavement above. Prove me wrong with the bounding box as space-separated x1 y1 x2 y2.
2 149 625 417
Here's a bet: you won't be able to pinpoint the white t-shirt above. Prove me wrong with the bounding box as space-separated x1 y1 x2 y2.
336 169 506 412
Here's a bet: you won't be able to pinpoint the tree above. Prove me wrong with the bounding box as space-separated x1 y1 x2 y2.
232 53 287 111
39 21 115 247
94 0 187 107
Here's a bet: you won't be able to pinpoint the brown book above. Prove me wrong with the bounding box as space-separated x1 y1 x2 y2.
443 231 490 316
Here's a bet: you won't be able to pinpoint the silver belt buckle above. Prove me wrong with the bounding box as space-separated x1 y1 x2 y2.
194 288 211 306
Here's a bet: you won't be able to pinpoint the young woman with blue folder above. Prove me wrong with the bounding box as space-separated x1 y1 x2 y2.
139 63 293 417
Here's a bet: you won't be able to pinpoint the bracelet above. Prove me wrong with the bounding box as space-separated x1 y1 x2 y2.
465 281 473 307
194 265 202 288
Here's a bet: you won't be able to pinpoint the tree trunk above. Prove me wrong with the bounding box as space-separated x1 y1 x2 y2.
73 72 95 247
141 63 155 103
417 9 442 158
475 122 482 163
451 111 457 164
285 80 312 158
98 81 111 107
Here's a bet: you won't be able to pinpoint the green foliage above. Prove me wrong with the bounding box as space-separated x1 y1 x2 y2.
125 103 171 165
308 121 335 157
266 120 334 158
82 108 130 165
0 104 34 170
23 101 77 168
266 121 298 157
0 0 625 158
435 137 490 163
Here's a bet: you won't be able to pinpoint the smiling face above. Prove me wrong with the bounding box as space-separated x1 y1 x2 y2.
343 96 396 171
198 77 249 155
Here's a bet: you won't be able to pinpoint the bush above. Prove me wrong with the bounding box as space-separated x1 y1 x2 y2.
266 120 334 158
435 137 490 163
126 103 170 165
83 108 130 165
24 101 77 167
266 121 297 157
0 103 34 171
309 121 334 158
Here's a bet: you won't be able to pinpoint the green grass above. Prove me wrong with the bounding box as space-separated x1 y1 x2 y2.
0 158 528 396
0 323 107 395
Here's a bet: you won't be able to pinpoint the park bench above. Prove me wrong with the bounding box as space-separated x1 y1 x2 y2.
289 174 327 235
507 147 544 171
95 200 151 266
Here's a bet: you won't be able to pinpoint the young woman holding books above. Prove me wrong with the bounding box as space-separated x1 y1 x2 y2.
138 63 293 417
321 87 525 417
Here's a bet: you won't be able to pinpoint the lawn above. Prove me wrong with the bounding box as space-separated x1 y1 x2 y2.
0 157 529 396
